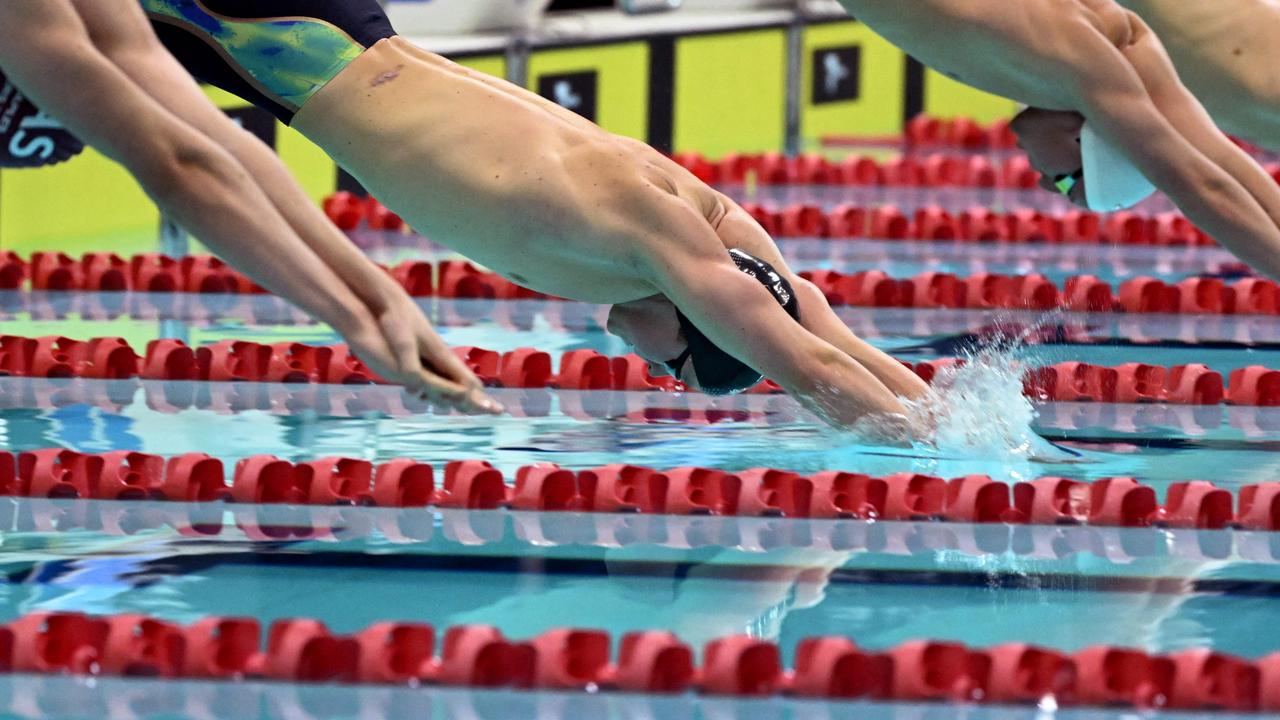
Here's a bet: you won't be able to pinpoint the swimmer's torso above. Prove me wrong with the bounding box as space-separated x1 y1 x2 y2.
294 37 706 304
1117 0 1280 146
840 0 1137 110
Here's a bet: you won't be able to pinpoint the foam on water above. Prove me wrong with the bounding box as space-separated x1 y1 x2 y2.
842 315 1085 475
905 341 1042 459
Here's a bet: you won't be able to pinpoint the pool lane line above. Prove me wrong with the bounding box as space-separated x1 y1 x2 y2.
3 498 1271 568
0 608 1273 711
52 547 1280 598
11 252 1280 319
3 447 1277 532
8 333 1280 408
16 292 1280 350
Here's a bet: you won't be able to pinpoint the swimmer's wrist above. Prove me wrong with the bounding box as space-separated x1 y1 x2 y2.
317 295 374 339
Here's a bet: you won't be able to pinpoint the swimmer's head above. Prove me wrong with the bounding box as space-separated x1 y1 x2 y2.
1010 107 1088 204
1012 107 1156 211
607 250 801 395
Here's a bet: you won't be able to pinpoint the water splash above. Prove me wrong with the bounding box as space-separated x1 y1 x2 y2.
850 313 1079 466
905 335 1041 458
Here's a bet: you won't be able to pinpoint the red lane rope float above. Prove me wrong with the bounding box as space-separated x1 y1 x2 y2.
3 449 1278 531
2 494 1273 561
409 258 1280 317
10 249 1277 316
796 270 1280 315
321 192 1228 247
6 334 1280 406
8 493 1277 562
822 114 1268 157
0 609 1275 711
672 148 1280 191
747 204 1222 245
0 250 434 296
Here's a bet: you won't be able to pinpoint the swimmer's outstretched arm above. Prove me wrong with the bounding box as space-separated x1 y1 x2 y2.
1065 15 1280 280
1112 16 1280 279
635 188 908 430
62 0 499 415
709 200 931 401
0 1 496 412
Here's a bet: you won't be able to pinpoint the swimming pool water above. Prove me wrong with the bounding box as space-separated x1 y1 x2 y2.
4 185 1280 719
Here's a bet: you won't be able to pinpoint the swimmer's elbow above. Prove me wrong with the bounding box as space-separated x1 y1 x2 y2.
141 140 245 207
788 344 851 393
1164 162 1235 212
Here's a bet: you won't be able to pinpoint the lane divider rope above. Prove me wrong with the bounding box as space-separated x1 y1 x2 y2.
7 251 1277 319
0 251 433 297
324 190 1229 246
4 493 1272 562
670 148 1280 192
880 114 1267 155
4 293 1277 351
3 334 1280 406
3 448 1277 531
0 610 1274 711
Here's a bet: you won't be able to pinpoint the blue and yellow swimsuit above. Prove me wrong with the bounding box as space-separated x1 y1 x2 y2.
140 0 396 124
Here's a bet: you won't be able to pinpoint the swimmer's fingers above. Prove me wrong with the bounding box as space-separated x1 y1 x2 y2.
409 325 505 415
413 372 469 407
403 339 504 415
415 373 504 416
374 299 504 414
424 375 504 415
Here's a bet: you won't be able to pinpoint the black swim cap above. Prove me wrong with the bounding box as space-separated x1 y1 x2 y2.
0 69 85 168
665 249 801 395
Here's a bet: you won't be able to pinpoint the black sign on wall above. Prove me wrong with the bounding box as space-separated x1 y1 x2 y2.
811 46 862 105
224 106 277 149
537 71 599 123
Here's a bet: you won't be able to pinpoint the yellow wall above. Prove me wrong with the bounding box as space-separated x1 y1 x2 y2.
527 43 650 140
673 29 787 158
923 69 1021 123
799 21 906 149
0 150 160 256
456 55 507 79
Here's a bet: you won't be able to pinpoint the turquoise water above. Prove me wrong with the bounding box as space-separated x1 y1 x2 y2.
3 501 1278 658
4 212 1280 718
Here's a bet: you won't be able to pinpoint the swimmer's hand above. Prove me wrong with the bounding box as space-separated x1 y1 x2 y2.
353 298 504 415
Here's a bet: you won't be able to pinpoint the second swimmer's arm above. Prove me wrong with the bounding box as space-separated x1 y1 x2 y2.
1064 17 1280 281
1118 15 1280 269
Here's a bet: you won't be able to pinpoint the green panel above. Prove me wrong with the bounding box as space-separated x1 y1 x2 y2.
800 21 907 148
527 43 650 140
673 30 787 158
453 54 507 78
924 69 1020 123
